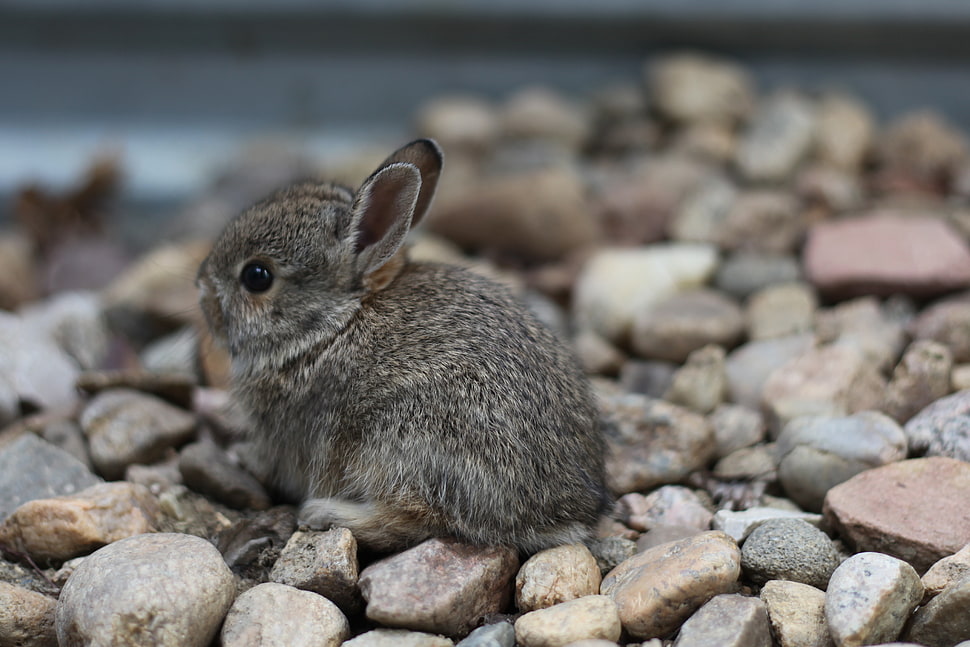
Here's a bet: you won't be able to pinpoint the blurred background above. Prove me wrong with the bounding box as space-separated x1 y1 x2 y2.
3 0 970 232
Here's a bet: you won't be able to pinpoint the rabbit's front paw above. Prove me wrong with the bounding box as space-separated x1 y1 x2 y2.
298 497 375 530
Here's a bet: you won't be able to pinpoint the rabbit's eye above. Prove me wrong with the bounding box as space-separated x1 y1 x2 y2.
240 262 274 293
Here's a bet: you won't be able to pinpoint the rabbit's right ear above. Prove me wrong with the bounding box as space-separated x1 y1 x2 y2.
349 162 422 276
376 139 443 229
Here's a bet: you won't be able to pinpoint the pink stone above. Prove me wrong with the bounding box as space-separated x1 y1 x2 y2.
804 214 970 298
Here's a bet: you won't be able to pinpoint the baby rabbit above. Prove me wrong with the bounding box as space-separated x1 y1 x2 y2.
198 139 608 553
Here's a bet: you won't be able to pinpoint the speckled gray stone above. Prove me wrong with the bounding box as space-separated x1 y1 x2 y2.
740 518 842 590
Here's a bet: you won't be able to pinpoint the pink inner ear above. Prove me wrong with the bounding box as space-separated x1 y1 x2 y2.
355 166 417 253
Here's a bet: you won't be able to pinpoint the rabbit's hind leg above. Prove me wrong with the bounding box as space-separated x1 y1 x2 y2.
298 496 440 552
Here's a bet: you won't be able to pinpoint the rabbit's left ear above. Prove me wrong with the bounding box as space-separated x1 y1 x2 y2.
350 139 443 276
375 138 443 228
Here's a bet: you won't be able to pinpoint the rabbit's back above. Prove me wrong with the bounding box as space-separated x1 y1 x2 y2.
306 261 607 549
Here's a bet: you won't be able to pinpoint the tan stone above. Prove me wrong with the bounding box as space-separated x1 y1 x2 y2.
516 544 602 612
600 531 741 639
515 595 621 647
760 580 833 647
922 543 970 600
221 582 350 647
0 582 57 647
0 481 160 561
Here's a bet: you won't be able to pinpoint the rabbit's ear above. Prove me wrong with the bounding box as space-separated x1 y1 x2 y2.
350 162 421 274
376 139 443 228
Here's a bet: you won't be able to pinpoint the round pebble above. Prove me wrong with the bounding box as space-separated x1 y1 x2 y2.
515 543 601 612
514 595 621 647
56 533 236 647
740 518 842 590
220 582 350 647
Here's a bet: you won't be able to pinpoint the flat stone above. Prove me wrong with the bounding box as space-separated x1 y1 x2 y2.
740 519 842 590
76 369 196 410
921 542 970 599
343 629 454 647
514 595 621 647
601 531 741 640
0 481 160 562
455 622 515 647
615 486 713 533
760 580 833 647
904 573 970 647
270 528 361 615
56 533 235 647
815 296 908 374
573 244 719 345
804 214 970 299
904 389 970 461
0 434 101 523
220 582 350 647
359 538 518 638
882 340 953 424
515 544 601 612
631 290 743 363
824 552 923 647
672 593 772 647
0 581 57 647
761 346 887 437
179 441 271 510
775 412 907 512
823 457 970 572
0 312 81 414
712 507 823 543
80 388 197 480
599 392 715 494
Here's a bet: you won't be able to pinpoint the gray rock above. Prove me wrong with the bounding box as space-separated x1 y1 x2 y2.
632 290 743 363
178 441 271 510
514 595 622 647
0 582 57 647
0 434 101 522
904 389 970 461
712 507 823 543
672 593 772 647
359 538 518 638
270 528 361 615
882 340 953 424
669 174 738 245
619 360 677 399
761 347 887 438
759 580 833 647
19 291 108 371
725 334 815 412
80 388 197 480
736 92 816 183
344 629 454 647
710 403 766 458
140 327 199 377
904 573 970 647
35 418 91 468
220 582 350 647
746 283 817 341
599 391 715 494
586 536 637 578
909 298 970 363
795 165 865 214
776 411 907 511
0 312 81 414
55 533 236 647
455 622 515 647
715 252 802 301
740 518 842 590
824 552 923 647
